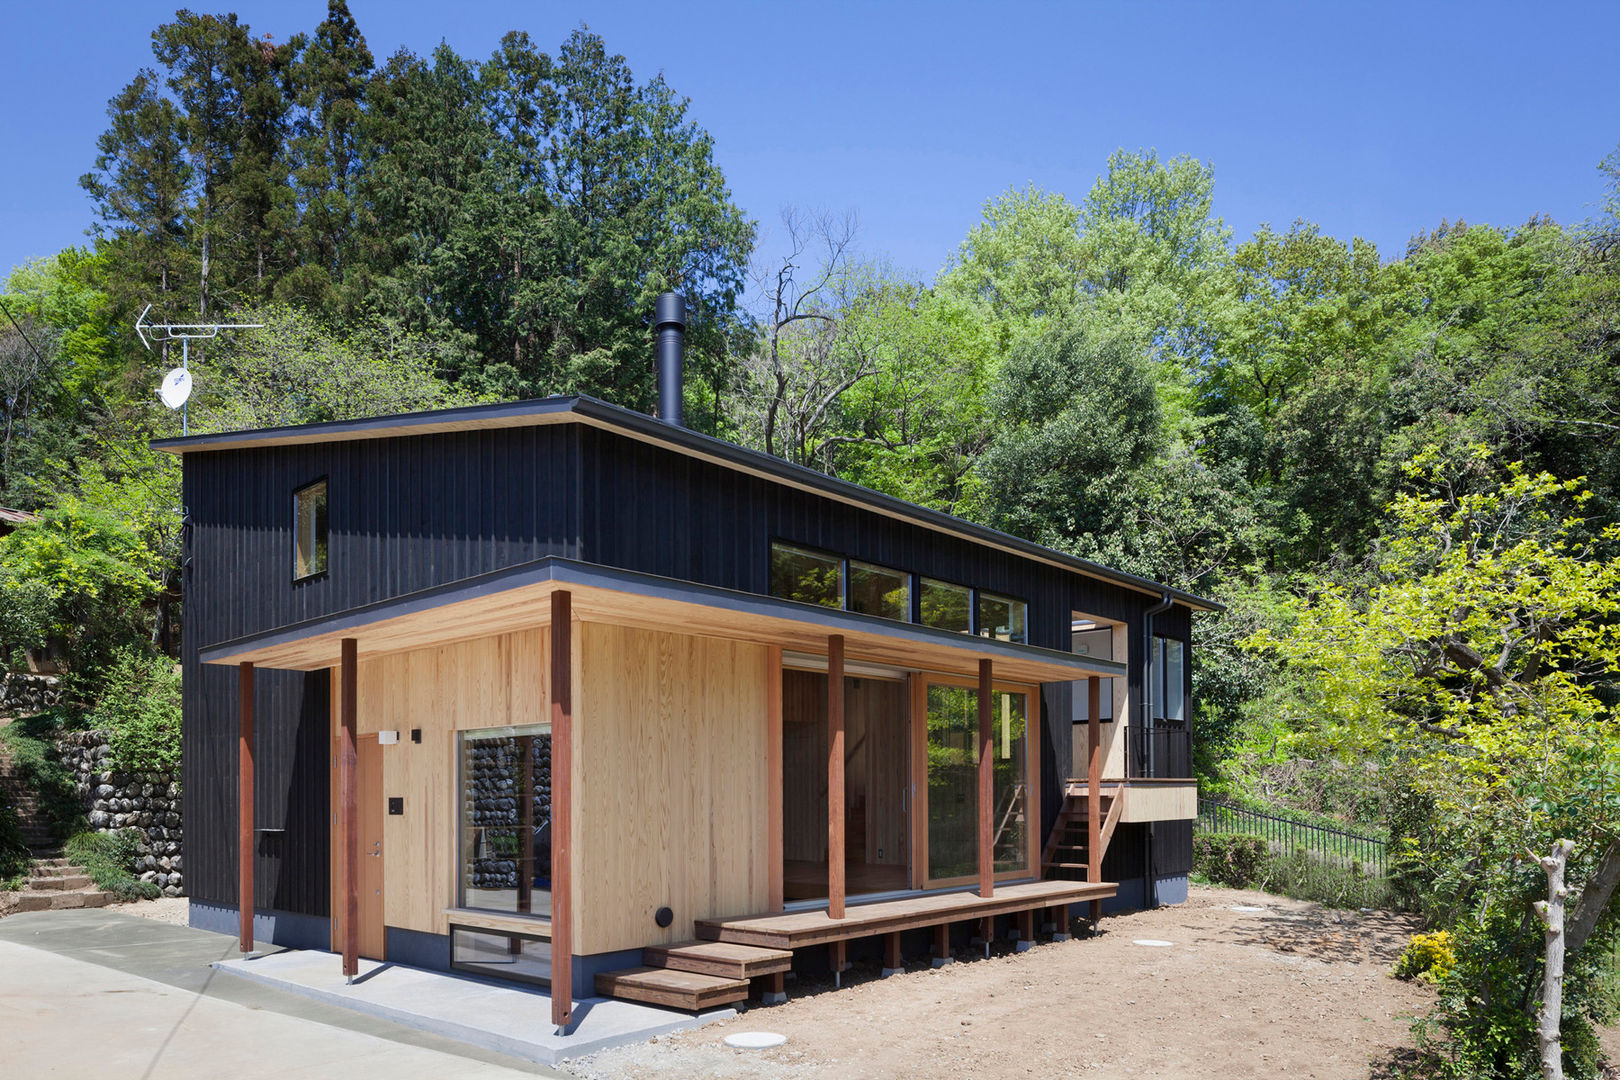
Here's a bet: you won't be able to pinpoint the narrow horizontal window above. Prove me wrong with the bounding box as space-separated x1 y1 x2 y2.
976 592 1027 645
770 542 843 609
848 560 910 621
918 577 971 634
293 480 327 580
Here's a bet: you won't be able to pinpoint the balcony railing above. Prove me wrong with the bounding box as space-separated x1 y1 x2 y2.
1127 724 1192 780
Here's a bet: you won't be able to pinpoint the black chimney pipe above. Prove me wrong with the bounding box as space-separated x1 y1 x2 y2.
655 292 685 426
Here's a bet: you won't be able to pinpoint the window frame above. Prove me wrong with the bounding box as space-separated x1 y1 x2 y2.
291 478 329 583
974 590 1029 645
768 539 846 611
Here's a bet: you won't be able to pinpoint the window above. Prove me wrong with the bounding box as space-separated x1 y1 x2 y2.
976 592 1027 644
918 577 971 634
458 725 551 916
293 480 328 579
770 542 843 609
1072 620 1116 722
1151 636 1185 723
925 684 1030 880
848 561 910 621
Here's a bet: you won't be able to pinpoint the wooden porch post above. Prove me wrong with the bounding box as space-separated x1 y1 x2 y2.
827 635 846 920
978 658 993 898
550 590 574 1032
1087 675 1103 924
339 638 358 979
237 661 254 954
766 645 784 913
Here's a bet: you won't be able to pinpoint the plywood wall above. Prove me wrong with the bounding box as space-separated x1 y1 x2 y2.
573 622 770 955
336 628 549 939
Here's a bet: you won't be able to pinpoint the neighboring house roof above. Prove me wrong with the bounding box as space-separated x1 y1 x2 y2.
151 394 1223 613
0 507 37 527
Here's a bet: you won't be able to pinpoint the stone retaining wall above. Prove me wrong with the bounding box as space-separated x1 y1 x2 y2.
56 731 183 897
1 672 64 714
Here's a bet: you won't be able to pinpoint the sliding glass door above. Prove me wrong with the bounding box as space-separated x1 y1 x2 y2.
924 682 1032 885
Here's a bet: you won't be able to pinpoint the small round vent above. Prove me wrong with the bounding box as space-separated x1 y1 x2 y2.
655 906 674 928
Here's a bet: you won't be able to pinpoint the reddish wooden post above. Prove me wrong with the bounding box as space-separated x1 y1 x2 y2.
884 931 902 973
827 634 846 920
339 638 359 979
550 590 574 1031
766 644 784 913
1087 675 1103 924
978 658 993 898
238 661 255 954
932 922 952 966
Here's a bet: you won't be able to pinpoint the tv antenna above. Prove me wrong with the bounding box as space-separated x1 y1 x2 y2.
136 304 263 435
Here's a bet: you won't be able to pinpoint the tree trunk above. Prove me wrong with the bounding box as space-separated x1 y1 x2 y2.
1535 839 1576 1080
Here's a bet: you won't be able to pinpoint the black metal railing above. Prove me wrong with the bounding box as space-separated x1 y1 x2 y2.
1127 725 1193 780
1196 797 1387 877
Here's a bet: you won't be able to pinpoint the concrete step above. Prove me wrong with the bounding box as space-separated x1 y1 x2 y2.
594 966 749 1011
642 940 792 979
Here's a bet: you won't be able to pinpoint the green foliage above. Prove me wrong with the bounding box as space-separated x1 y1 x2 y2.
1393 930 1456 983
63 829 160 901
87 649 181 773
1193 832 1267 887
0 710 88 843
0 803 29 887
0 497 162 686
972 319 1161 549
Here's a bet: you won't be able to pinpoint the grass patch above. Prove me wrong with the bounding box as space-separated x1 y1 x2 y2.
1195 830 1398 909
0 707 89 844
63 829 158 901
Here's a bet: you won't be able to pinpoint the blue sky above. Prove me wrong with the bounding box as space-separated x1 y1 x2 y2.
2 1 1616 290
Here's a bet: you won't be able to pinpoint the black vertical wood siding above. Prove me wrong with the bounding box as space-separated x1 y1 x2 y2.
182 426 581 911
183 418 1194 914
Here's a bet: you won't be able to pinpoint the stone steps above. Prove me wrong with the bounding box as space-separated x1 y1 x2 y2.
0 853 116 917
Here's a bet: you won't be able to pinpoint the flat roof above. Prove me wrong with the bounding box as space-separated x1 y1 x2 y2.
153 394 1221 613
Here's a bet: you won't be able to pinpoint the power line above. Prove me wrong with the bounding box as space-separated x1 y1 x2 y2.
0 296 48 367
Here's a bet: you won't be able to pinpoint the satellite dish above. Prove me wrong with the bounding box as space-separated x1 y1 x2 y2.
159 367 193 410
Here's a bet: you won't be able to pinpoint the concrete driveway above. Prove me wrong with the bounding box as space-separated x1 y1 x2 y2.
0 908 562 1079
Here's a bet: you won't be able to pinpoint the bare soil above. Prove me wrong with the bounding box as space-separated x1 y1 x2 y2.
568 886 1435 1080
111 894 189 925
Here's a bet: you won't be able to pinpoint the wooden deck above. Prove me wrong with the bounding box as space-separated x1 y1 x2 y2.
695 879 1115 949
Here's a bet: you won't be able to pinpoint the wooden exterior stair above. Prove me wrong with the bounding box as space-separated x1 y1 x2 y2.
595 939 791 1011
1041 784 1123 879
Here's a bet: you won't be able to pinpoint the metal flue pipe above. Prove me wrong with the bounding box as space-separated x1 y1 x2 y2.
655 292 686 427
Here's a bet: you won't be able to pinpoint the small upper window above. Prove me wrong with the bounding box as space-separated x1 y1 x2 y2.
770 542 842 609
848 561 910 621
294 480 328 580
919 577 972 634
976 592 1027 645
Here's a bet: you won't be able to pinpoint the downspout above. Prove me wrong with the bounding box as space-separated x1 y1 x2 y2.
1141 590 1173 908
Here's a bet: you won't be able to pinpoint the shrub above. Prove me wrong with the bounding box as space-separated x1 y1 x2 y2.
0 709 86 842
1260 848 1397 910
63 829 158 901
0 803 30 887
87 649 180 773
1194 832 1268 887
1393 930 1456 983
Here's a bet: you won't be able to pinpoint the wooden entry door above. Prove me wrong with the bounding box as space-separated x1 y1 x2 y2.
356 734 385 960
332 732 386 961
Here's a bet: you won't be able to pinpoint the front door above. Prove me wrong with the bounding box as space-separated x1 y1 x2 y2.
357 734 385 960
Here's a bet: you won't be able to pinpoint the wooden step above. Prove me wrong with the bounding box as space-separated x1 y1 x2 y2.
1044 862 1089 870
594 966 749 1011
644 940 792 979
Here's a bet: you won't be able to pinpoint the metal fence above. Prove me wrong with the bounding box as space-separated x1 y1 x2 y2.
1197 796 1387 877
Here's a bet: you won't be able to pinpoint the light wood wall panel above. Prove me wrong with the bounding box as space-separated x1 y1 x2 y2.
336 628 549 939
573 622 770 955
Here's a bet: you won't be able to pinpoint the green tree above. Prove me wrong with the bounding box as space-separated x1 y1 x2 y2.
970 318 1162 550
1254 449 1620 1078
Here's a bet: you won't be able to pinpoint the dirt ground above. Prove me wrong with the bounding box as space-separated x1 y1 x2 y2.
112 894 189 925
568 885 1436 1080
